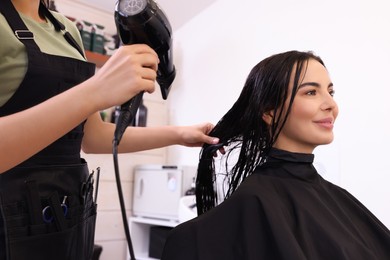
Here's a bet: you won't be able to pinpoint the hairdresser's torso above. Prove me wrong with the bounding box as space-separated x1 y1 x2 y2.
0 3 95 167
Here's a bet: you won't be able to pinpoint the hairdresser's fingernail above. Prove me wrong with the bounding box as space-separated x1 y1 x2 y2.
212 138 219 144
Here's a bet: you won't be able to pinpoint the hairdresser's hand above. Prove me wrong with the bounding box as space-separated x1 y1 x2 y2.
88 44 159 111
176 123 220 147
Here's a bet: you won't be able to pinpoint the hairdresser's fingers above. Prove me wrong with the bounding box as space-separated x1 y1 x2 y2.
124 45 159 81
199 123 220 145
126 44 160 71
141 57 159 74
141 67 157 79
202 122 214 134
127 45 159 71
197 122 226 156
201 123 220 145
128 43 158 56
140 68 157 91
86 45 159 110
213 147 226 157
178 123 220 147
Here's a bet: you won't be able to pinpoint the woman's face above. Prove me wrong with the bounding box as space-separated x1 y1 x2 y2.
270 58 339 153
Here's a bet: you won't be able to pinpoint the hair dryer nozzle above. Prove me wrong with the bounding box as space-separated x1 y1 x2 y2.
115 0 175 100
158 66 175 99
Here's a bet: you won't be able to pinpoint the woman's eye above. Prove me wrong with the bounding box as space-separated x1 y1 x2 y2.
329 89 335 97
306 90 316 96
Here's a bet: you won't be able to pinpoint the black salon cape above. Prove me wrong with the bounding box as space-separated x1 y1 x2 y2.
161 149 390 260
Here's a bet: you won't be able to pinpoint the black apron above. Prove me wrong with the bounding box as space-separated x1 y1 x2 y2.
0 1 98 259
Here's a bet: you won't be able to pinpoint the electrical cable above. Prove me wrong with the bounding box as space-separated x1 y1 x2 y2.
113 139 137 260
112 94 143 260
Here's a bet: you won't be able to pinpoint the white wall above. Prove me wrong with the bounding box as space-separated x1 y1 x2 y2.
166 0 390 228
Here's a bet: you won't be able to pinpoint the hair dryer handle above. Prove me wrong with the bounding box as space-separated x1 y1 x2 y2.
113 92 144 144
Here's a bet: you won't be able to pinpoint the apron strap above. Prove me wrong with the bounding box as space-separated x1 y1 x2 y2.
0 0 41 52
38 1 86 58
0 0 86 58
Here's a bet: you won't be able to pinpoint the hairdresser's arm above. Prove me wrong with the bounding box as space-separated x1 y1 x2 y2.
0 44 158 174
81 112 219 153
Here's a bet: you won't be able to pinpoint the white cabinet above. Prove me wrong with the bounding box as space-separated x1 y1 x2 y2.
127 217 179 260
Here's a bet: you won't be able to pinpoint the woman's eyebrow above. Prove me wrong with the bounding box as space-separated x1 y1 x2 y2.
299 82 333 88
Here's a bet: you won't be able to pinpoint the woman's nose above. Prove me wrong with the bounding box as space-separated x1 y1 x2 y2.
321 92 338 111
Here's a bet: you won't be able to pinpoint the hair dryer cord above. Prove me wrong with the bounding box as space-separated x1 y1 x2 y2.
113 140 137 260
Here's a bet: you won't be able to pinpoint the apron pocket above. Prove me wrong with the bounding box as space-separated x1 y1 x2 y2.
8 206 97 260
8 224 77 260
1 163 99 260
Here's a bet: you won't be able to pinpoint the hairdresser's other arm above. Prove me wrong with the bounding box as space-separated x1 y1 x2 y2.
82 112 219 153
0 44 158 174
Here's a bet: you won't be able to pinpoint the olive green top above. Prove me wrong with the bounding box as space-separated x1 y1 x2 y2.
0 10 86 106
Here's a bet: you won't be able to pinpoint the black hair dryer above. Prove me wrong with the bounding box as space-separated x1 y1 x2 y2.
113 3 176 259
115 0 176 99
113 0 176 144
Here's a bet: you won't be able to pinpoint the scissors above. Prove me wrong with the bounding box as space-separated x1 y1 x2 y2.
42 196 68 223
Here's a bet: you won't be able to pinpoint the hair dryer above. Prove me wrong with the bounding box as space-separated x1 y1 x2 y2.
112 2 176 259
113 0 176 144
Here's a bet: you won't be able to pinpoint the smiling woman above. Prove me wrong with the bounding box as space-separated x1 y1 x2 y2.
161 50 390 260
269 58 339 153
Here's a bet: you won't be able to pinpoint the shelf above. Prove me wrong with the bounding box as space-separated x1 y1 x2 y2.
85 50 110 67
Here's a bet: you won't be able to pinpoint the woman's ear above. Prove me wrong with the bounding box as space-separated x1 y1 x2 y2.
262 111 274 126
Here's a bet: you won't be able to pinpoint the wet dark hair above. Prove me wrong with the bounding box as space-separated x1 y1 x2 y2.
196 50 325 215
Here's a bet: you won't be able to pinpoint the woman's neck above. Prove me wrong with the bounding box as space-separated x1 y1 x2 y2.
12 0 46 23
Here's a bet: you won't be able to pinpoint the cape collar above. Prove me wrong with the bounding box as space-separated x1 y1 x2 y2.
267 148 314 164
257 148 318 182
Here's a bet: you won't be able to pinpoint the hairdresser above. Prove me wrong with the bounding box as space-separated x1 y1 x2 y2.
0 1 219 259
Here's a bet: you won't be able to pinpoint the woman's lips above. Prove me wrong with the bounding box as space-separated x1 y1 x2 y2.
314 118 334 129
